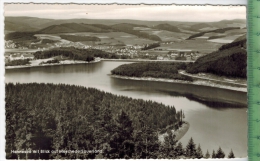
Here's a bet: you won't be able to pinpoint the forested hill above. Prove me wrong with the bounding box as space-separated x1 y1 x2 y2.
5 23 162 42
186 27 240 40
153 24 181 33
38 23 114 34
111 62 193 81
186 37 247 78
5 83 178 159
33 47 120 61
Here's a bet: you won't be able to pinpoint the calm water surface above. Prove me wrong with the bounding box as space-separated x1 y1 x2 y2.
5 61 247 157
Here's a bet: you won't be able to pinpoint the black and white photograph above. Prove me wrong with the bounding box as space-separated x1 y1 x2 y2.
4 3 247 160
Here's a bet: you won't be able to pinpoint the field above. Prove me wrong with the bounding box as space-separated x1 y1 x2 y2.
155 39 222 53
189 28 246 44
207 34 244 44
5 49 40 53
133 27 154 31
6 22 246 56
34 34 61 41
226 22 246 28
40 32 156 46
198 27 218 31
207 39 234 43
140 30 190 42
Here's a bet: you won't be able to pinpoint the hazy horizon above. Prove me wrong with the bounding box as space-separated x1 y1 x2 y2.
4 15 246 23
4 4 246 22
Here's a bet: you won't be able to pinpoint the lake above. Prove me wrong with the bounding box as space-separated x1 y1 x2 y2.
5 61 247 157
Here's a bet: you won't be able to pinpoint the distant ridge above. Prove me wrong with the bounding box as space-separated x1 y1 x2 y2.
189 23 212 31
5 16 246 33
38 23 112 34
153 23 181 33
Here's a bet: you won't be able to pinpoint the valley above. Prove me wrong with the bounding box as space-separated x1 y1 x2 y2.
5 17 246 65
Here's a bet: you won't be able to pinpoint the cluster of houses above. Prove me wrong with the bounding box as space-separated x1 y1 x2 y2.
5 53 34 63
47 41 87 49
5 40 16 49
156 50 197 60
114 48 138 57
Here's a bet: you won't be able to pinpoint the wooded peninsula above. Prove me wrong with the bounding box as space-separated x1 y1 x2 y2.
5 83 234 159
111 62 193 81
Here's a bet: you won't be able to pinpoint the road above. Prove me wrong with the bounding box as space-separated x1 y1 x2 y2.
179 71 247 87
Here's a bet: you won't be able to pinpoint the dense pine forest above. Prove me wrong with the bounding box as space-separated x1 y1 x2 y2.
33 47 120 61
5 83 234 159
186 38 247 78
111 62 193 81
186 27 240 40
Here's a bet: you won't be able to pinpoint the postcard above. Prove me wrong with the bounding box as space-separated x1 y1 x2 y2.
4 3 247 160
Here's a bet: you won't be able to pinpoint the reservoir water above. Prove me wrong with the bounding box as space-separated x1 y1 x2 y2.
5 61 247 157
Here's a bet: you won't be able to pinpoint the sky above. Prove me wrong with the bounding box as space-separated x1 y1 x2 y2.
4 4 246 22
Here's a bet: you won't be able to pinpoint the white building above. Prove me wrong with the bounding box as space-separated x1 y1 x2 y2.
157 56 164 60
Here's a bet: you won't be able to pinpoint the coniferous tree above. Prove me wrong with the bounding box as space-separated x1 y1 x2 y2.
132 114 160 159
175 142 184 157
228 149 235 158
97 107 117 159
180 110 183 124
204 150 210 158
185 137 196 158
133 127 159 159
161 130 178 158
216 147 225 158
212 150 216 158
196 144 203 159
108 110 135 159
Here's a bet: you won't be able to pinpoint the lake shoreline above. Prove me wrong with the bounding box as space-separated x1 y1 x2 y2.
5 59 101 69
109 74 247 93
5 58 194 69
158 122 190 143
101 58 195 63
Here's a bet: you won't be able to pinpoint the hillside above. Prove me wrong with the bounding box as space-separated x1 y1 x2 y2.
5 32 37 41
6 83 182 159
111 23 161 41
5 22 161 42
5 21 38 32
59 35 101 42
5 16 54 31
218 38 246 51
189 23 212 31
38 23 111 34
4 16 197 30
186 27 241 40
233 34 246 42
153 23 181 33
211 19 247 28
186 38 247 78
